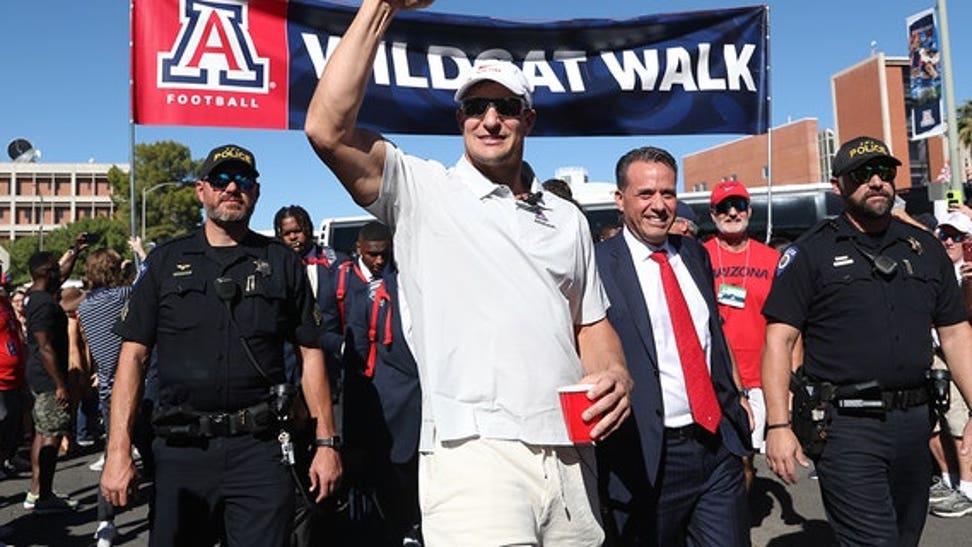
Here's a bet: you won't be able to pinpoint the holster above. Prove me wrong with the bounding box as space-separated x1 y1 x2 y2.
790 368 835 459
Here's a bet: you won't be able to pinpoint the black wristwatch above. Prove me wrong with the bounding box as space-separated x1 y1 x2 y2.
313 436 342 450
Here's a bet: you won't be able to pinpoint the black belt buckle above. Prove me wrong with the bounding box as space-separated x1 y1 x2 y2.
201 412 230 437
665 423 710 441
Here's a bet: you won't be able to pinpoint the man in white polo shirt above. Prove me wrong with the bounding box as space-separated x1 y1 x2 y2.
305 1 633 545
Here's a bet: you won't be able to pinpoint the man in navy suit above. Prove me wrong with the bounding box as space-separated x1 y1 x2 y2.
347 264 422 545
596 146 752 546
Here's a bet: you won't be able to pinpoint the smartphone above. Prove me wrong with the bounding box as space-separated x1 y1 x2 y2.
83 232 101 245
963 240 972 264
947 189 964 207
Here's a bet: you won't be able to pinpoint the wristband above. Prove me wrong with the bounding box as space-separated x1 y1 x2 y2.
313 436 342 450
765 422 791 431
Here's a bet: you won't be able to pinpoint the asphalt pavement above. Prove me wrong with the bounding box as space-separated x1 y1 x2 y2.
1 446 971 546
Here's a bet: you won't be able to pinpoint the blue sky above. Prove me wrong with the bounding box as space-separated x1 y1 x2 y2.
2 0 969 231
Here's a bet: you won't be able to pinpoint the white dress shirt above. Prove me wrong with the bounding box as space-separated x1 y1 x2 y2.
622 228 712 427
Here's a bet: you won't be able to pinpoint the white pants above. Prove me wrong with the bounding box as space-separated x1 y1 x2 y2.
419 437 604 547
747 387 767 453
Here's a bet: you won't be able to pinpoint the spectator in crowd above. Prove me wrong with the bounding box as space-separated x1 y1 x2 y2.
23 251 78 512
927 212 972 518
10 289 27 337
595 146 752 546
305 2 632 543
669 200 699 238
0 268 26 480
78 248 151 546
60 287 99 454
703 181 780 490
762 136 972 545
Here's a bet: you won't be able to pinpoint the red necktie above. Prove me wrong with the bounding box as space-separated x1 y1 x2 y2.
650 250 722 433
366 281 393 378
303 256 331 267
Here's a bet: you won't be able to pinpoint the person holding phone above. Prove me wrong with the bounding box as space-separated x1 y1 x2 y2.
927 212 972 517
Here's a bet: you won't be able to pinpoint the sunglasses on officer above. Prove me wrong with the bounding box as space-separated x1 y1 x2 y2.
460 97 527 118
714 196 749 215
935 228 969 243
848 163 897 185
205 171 258 191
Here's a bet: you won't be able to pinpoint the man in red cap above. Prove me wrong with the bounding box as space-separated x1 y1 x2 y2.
703 180 779 489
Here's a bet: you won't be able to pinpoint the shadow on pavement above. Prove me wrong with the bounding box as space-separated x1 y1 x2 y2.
766 520 837 547
1 480 152 547
749 476 807 528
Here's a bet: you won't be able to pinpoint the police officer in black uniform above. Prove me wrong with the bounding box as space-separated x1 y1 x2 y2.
100 144 342 547
762 136 972 546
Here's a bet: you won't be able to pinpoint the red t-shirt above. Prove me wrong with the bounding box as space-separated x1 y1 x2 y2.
0 296 25 390
703 238 780 388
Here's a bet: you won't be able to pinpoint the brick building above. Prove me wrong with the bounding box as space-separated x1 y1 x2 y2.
0 161 123 241
683 118 826 192
683 52 960 194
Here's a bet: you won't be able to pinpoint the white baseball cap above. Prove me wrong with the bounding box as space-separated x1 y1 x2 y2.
453 59 533 108
940 212 972 235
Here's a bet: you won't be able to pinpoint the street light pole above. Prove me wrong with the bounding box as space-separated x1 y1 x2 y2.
141 181 185 242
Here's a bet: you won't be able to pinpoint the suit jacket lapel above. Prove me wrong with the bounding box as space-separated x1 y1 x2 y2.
610 238 659 371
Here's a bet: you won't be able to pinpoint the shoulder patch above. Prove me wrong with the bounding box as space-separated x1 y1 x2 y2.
776 246 798 277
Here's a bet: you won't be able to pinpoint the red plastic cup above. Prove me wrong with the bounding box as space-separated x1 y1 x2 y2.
558 384 599 444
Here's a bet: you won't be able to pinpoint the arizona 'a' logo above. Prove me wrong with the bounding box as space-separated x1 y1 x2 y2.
158 0 268 92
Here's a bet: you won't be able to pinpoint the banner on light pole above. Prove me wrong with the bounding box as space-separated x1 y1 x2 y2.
906 8 945 141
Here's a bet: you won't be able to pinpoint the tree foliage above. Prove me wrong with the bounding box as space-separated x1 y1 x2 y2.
958 99 972 153
107 140 202 245
5 140 207 286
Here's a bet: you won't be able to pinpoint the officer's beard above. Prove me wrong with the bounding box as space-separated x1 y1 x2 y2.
206 200 253 225
846 191 893 219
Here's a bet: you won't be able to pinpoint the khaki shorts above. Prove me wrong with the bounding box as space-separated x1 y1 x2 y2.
32 391 71 437
932 356 970 437
419 437 604 547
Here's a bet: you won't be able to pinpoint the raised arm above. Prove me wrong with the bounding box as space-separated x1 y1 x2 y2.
305 0 433 206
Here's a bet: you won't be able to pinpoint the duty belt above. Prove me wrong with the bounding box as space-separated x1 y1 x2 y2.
880 386 929 410
154 401 274 438
833 384 928 412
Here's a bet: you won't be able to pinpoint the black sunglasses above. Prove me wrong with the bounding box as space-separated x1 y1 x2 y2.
848 163 896 185
714 197 749 215
936 229 969 243
460 97 527 118
206 172 257 191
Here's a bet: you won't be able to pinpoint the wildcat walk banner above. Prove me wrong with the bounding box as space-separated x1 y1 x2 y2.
132 0 769 136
